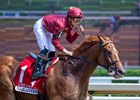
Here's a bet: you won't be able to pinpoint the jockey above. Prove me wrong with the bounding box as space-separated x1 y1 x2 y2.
32 7 84 79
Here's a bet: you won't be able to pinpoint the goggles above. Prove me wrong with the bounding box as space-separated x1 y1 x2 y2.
73 18 83 23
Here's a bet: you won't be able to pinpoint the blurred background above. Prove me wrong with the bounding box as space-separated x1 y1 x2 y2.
0 0 140 67
0 0 140 69
0 0 140 99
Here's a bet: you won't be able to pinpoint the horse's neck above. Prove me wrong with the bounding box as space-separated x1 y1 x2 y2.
54 44 99 83
72 44 99 79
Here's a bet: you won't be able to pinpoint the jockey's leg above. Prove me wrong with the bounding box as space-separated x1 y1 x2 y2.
32 48 49 79
44 51 56 71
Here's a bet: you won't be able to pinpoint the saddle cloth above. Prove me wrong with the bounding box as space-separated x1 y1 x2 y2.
14 55 59 95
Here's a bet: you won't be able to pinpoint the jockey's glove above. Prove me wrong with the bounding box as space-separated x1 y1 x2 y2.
62 48 73 56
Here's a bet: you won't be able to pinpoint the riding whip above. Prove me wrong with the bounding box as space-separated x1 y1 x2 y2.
78 25 85 37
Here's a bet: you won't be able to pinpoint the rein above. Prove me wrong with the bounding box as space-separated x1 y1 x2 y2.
60 40 120 71
62 55 117 70
64 55 98 65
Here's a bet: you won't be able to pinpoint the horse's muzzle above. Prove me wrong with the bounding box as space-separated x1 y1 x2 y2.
108 67 125 78
115 68 125 78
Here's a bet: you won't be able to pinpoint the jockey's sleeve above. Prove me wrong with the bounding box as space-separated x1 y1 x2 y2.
52 37 64 51
66 31 79 43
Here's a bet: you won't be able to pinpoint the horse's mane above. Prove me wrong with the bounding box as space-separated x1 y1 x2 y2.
73 35 112 55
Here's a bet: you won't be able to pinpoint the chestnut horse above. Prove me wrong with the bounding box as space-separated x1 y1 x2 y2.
0 35 125 100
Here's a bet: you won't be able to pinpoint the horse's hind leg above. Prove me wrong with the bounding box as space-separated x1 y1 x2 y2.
15 92 38 100
0 80 16 100
0 64 16 100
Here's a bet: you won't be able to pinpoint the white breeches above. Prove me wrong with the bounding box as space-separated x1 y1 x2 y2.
33 18 55 51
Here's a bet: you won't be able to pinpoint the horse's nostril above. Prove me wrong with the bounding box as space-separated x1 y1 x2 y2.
108 70 115 76
118 69 125 75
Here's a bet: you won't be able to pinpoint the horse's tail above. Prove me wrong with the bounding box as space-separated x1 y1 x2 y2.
14 56 25 62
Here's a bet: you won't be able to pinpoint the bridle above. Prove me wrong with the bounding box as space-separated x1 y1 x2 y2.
98 41 120 71
62 40 120 71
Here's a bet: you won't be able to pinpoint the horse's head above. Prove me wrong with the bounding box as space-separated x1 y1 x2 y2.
96 35 125 78
73 35 125 78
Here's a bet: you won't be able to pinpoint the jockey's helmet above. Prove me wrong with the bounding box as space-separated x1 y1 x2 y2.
67 7 83 19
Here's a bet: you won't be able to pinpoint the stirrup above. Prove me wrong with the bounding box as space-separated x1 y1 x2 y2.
32 73 48 80
38 54 47 61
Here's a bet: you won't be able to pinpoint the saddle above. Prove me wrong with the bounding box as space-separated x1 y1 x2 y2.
14 52 59 95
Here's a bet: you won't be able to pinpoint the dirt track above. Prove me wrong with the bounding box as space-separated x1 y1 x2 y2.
0 26 139 65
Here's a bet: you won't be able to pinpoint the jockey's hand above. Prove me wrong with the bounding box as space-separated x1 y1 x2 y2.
62 48 73 56
77 25 84 35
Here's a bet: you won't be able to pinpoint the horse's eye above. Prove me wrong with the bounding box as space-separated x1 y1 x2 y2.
107 45 112 50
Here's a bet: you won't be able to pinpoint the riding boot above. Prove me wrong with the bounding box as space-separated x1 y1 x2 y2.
48 51 55 59
32 48 49 79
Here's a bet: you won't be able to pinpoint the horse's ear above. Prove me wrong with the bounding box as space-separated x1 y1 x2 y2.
109 34 114 41
97 34 105 43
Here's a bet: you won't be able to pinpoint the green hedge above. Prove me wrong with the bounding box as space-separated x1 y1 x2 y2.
0 0 138 11
93 68 140 76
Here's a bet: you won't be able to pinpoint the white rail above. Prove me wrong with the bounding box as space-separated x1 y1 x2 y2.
0 16 139 20
89 76 140 83
88 77 140 100
87 96 140 100
0 10 132 15
0 10 139 20
88 83 140 94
